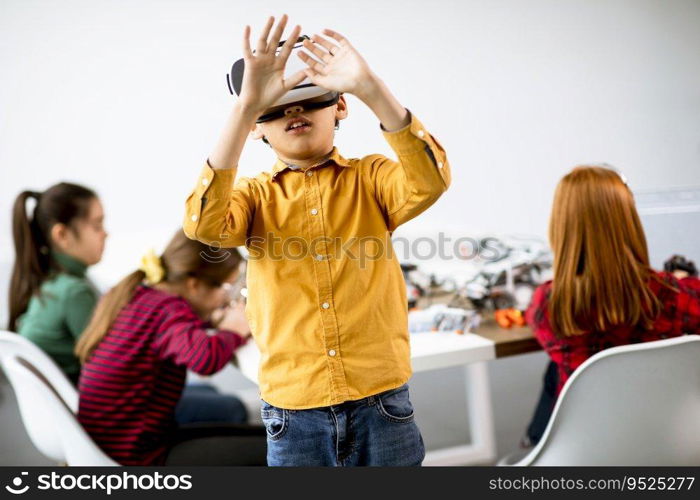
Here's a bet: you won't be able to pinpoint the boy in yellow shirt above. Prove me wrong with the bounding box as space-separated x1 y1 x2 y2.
184 15 450 466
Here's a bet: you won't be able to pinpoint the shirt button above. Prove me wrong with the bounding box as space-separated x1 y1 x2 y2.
190 214 198 222
310 208 318 215
306 171 313 177
417 130 425 138
438 161 444 169
315 254 324 261
201 178 209 186
322 302 330 309
328 349 336 357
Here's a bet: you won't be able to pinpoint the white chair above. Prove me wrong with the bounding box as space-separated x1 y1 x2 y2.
501 335 700 466
0 330 78 412
0 352 118 466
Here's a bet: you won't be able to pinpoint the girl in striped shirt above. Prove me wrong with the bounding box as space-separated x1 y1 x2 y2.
74 230 265 465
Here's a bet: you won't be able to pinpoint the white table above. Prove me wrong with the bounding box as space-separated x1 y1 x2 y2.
233 331 500 466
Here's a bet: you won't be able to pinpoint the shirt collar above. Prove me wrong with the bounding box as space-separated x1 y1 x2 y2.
52 250 88 277
271 147 351 181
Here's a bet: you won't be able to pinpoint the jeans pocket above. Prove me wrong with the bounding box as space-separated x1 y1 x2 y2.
375 384 415 423
260 399 289 441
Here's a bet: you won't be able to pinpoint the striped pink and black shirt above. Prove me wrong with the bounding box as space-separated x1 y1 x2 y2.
77 284 246 465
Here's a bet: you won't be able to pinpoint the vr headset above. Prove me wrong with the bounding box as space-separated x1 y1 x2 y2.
227 35 340 123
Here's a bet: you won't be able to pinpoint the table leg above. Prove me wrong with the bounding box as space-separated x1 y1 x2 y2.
422 362 497 466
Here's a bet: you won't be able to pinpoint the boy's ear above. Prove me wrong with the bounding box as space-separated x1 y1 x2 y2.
335 94 348 122
250 123 265 140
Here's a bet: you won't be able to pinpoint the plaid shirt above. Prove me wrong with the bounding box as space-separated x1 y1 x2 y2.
526 271 700 395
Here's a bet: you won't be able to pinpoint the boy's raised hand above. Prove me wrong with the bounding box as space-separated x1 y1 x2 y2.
298 30 376 99
238 15 307 114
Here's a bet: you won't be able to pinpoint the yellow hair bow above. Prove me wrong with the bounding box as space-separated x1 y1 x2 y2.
139 248 165 285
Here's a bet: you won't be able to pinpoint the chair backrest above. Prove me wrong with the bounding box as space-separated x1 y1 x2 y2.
516 335 700 465
1 354 118 466
0 330 78 412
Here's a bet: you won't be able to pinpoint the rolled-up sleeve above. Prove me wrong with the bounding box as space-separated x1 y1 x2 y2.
364 111 451 231
183 160 256 248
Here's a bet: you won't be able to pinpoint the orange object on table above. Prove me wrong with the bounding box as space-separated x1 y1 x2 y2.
494 308 526 328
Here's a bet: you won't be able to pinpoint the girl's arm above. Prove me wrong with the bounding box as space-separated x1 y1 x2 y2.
152 299 247 376
677 276 700 334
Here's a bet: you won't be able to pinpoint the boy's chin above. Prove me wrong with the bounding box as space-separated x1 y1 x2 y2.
277 143 326 159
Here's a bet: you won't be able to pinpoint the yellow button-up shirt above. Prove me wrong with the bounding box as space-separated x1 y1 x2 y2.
183 112 450 409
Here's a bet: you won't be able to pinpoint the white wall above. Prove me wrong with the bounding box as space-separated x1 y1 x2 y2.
1 0 699 460
1 0 699 288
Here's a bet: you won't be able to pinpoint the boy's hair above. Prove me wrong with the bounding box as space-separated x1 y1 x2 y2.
9 183 97 331
74 229 243 363
262 119 340 146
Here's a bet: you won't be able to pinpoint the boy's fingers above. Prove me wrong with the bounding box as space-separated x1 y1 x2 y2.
311 34 338 54
297 51 327 75
256 16 275 53
277 24 301 63
303 68 322 86
284 69 307 91
323 28 348 46
303 39 331 63
242 25 253 58
269 14 288 51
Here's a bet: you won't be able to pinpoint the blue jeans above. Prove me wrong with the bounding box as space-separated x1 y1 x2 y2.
175 383 249 425
260 383 425 466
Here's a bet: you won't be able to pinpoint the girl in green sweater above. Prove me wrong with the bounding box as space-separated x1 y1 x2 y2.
8 183 107 384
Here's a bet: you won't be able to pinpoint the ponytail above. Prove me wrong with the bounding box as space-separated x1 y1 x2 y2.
75 229 242 363
8 191 49 331
8 183 97 331
75 270 145 363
